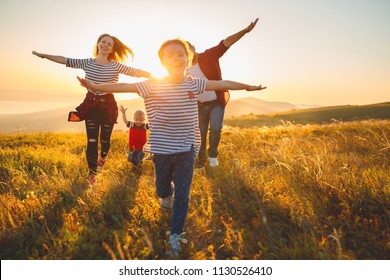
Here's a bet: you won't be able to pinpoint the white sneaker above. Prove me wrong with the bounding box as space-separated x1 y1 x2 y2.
160 194 174 211
209 157 219 167
167 232 187 257
144 153 154 161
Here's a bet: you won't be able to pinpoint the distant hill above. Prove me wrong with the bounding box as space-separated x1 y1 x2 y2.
225 102 390 127
0 98 146 134
225 97 298 117
0 107 85 133
1 97 389 133
0 97 300 133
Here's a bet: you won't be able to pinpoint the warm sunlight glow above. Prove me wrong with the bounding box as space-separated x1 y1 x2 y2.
1 0 389 116
114 93 139 101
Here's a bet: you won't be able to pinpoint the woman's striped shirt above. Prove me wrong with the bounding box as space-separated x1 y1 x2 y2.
66 58 142 95
135 77 207 155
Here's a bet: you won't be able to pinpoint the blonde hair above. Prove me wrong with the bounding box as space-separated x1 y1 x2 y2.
93 33 134 63
133 109 145 119
158 39 191 64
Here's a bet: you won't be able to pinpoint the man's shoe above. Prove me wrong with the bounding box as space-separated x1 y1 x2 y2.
209 157 219 167
160 194 174 211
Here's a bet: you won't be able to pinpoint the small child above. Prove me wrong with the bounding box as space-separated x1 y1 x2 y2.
119 105 149 170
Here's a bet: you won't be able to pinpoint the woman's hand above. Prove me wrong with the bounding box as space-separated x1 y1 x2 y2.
32 51 44 58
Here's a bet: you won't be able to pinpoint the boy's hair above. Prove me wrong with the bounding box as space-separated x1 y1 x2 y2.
158 39 190 63
133 109 146 119
93 33 134 63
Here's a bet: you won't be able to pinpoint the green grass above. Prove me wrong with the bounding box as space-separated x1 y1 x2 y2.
0 119 389 259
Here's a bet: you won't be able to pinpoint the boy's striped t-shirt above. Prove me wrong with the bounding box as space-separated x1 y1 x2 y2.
66 58 142 94
135 77 207 155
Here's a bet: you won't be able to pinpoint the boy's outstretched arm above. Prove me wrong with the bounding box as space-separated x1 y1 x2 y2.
206 80 266 92
77 76 139 93
223 18 259 48
140 70 153 79
118 105 128 124
32 51 67 64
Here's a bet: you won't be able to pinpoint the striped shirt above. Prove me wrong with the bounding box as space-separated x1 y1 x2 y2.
186 63 217 103
66 58 142 95
135 77 207 155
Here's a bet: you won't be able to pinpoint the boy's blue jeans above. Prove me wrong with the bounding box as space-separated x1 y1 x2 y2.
153 148 195 235
128 149 144 167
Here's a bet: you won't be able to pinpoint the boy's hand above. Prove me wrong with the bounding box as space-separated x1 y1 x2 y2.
119 105 127 113
246 85 267 91
77 76 87 88
77 76 95 90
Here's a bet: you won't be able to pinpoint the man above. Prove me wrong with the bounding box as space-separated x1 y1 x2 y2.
186 18 259 167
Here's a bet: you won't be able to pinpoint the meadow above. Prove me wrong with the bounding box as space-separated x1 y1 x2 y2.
0 119 389 259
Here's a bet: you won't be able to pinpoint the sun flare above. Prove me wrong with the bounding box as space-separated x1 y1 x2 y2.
114 93 140 101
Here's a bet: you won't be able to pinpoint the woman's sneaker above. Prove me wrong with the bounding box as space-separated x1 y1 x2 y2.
97 157 105 171
167 232 187 257
88 174 97 186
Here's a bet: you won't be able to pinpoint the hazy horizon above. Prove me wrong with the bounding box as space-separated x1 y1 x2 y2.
1 88 387 115
0 92 356 115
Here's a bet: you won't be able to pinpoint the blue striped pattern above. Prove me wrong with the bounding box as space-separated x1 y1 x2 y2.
135 77 206 155
66 58 142 94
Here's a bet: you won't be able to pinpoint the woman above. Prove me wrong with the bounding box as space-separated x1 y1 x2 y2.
33 34 151 185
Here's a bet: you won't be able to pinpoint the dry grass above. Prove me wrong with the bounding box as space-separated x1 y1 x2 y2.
0 119 389 259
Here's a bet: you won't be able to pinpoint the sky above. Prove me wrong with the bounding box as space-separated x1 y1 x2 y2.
0 0 389 114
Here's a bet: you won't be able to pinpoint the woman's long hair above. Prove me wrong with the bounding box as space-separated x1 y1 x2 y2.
93 33 134 63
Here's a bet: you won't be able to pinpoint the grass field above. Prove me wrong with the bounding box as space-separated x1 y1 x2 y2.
0 119 389 259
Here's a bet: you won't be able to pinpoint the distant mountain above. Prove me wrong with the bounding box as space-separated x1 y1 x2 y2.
0 106 84 134
0 98 146 134
225 97 298 117
225 102 390 127
0 97 305 133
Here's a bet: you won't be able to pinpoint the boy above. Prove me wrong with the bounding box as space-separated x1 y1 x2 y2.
119 105 149 170
78 39 266 257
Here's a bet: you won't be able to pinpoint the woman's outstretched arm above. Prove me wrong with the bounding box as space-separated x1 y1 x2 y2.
32 51 67 64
